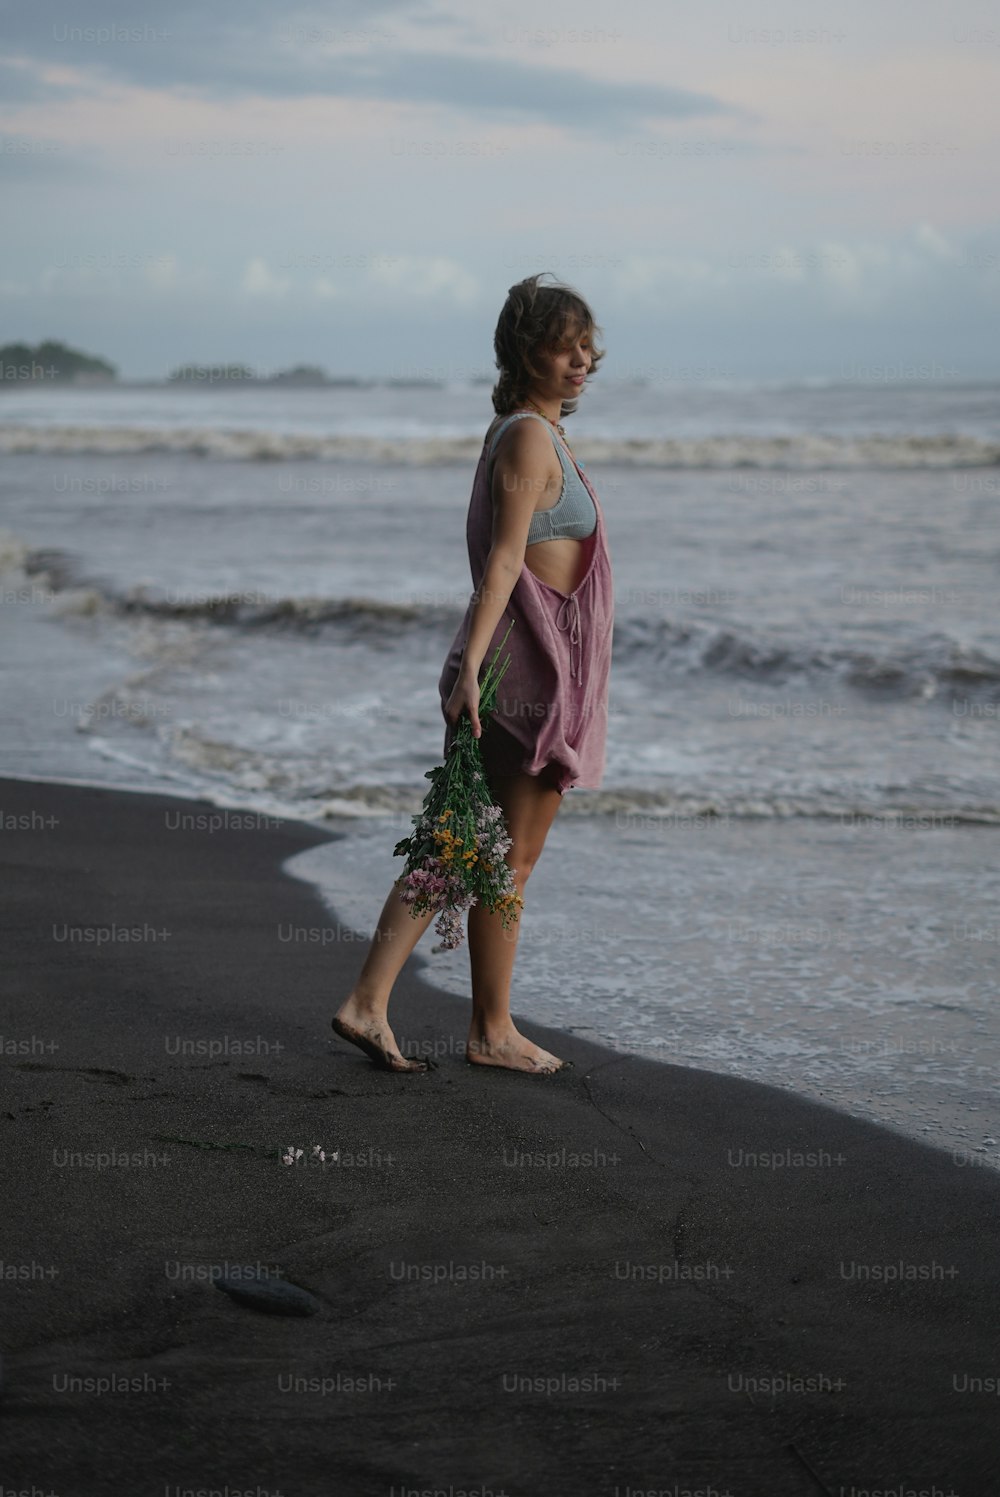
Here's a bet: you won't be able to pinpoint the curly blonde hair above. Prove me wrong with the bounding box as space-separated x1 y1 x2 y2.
491 271 605 418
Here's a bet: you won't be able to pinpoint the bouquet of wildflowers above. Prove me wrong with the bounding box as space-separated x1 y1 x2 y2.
394 621 524 950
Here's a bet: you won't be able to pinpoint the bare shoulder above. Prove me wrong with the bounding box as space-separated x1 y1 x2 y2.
487 412 559 473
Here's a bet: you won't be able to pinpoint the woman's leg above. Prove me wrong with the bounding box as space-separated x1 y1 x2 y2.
466 726 569 1073
332 885 436 1072
333 721 568 1075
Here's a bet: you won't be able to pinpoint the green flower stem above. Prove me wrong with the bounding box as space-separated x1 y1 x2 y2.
393 619 521 925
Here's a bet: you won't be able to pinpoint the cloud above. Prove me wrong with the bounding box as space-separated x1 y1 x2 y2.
914 222 959 261
1 0 740 133
0 135 97 181
368 253 478 304
610 252 731 305
0 55 88 103
604 224 999 316
240 257 291 297
144 253 180 292
346 52 735 132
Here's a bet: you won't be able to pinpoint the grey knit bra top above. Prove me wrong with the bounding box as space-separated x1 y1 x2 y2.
486 411 597 546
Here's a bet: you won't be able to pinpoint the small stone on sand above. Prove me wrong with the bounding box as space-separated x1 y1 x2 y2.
215 1271 320 1317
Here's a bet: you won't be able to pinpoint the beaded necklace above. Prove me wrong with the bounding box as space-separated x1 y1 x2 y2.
489 398 584 470
522 398 588 474
522 396 568 441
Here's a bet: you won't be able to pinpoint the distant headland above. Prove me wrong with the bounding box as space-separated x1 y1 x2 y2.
0 341 493 389
0 340 117 384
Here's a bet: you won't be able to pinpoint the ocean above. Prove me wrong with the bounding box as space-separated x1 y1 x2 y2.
3 377 998 1163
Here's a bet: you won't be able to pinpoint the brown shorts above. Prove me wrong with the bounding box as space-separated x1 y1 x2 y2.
478 718 565 795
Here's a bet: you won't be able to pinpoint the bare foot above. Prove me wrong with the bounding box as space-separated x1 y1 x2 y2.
331 998 427 1073
466 1023 573 1075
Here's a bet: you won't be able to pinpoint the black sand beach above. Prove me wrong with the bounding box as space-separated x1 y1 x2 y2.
3 775 999 1494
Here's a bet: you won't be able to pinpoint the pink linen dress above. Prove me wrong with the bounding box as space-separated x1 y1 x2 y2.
437 413 614 794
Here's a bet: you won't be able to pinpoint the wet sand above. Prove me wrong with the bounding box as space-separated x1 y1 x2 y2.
3 776 999 1493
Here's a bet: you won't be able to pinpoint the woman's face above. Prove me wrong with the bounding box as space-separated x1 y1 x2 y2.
531 322 592 401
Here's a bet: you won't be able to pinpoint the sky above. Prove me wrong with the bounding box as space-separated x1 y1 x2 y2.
1 0 998 381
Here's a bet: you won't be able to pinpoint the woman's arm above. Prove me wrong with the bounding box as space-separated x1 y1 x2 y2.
444 420 560 737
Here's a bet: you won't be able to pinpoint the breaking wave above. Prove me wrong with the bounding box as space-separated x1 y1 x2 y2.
3 424 1000 468
26 547 1000 703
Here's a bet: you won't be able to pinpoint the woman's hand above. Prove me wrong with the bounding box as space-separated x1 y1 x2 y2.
444 666 482 737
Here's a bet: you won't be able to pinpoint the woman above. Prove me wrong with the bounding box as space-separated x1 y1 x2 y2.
332 272 614 1075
